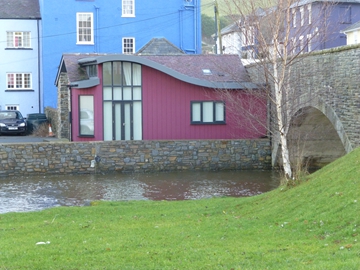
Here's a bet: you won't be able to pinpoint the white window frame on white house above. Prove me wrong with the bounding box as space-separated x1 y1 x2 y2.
122 0 135 17
76 12 94 45
122 37 135 54
6 31 31 48
6 73 32 90
191 101 225 124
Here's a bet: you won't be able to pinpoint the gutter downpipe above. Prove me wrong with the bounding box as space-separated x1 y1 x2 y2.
37 18 42 113
181 2 197 53
94 5 100 52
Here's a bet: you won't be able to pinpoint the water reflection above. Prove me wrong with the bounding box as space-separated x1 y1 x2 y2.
0 170 279 214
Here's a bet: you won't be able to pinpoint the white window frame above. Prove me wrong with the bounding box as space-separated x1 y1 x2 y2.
307 4 312 25
5 105 20 111
300 7 304 26
6 73 32 90
122 0 135 17
292 9 297 28
307 34 312 52
299 36 304 54
6 31 31 48
122 37 135 54
76 12 94 45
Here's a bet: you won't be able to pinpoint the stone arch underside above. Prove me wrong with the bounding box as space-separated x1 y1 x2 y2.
286 97 352 169
273 97 352 169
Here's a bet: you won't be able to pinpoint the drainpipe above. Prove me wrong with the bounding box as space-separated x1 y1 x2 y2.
37 19 42 113
94 5 100 52
180 2 197 53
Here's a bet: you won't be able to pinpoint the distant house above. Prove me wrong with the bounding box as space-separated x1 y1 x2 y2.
218 1 360 59
0 0 41 116
55 53 266 141
289 0 360 53
341 20 360 44
40 0 202 109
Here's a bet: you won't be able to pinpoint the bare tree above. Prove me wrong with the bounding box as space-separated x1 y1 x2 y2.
216 0 338 180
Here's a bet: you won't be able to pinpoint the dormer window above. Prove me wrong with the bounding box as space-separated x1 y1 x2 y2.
87 65 97 77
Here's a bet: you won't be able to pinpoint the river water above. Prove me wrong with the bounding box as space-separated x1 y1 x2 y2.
0 170 279 214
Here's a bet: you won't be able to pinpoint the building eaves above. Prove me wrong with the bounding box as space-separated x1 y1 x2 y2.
59 53 259 90
341 20 360 33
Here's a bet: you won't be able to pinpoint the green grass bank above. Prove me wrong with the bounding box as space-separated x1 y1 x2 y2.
0 148 359 269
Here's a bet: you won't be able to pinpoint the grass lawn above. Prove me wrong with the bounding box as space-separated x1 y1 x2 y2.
0 148 359 269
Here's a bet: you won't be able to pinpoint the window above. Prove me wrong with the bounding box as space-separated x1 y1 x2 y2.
122 0 135 17
340 6 351 24
5 105 20 111
79 95 94 136
307 4 312 24
191 101 225 124
103 62 142 141
86 65 97 77
307 34 312 52
300 7 304 26
299 36 304 53
77 13 94 44
6 73 31 90
292 9 297 28
122 38 135 54
6 32 31 48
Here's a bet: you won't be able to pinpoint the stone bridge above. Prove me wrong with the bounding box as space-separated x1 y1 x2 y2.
247 44 360 168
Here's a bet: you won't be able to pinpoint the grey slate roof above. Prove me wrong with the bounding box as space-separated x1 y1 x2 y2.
136 38 185 55
0 0 40 19
57 53 257 90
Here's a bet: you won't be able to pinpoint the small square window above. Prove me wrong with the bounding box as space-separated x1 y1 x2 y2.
123 38 135 54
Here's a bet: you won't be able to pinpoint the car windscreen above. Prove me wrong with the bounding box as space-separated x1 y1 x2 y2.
0 112 22 120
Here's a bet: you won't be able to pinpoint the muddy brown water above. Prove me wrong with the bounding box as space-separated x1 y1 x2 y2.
0 170 280 214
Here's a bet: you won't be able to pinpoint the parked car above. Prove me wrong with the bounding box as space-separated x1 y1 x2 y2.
26 113 48 134
0 110 27 136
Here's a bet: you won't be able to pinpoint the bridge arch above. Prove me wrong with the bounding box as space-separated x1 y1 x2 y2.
286 97 352 169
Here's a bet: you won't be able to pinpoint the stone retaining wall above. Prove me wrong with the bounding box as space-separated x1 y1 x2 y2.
0 139 271 177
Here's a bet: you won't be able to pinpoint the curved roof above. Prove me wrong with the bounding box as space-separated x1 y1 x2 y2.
58 53 258 89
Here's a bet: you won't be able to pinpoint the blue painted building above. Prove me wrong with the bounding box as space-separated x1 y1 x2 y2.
39 0 201 109
0 0 41 116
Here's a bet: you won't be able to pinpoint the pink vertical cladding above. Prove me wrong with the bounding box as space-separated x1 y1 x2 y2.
141 66 267 140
